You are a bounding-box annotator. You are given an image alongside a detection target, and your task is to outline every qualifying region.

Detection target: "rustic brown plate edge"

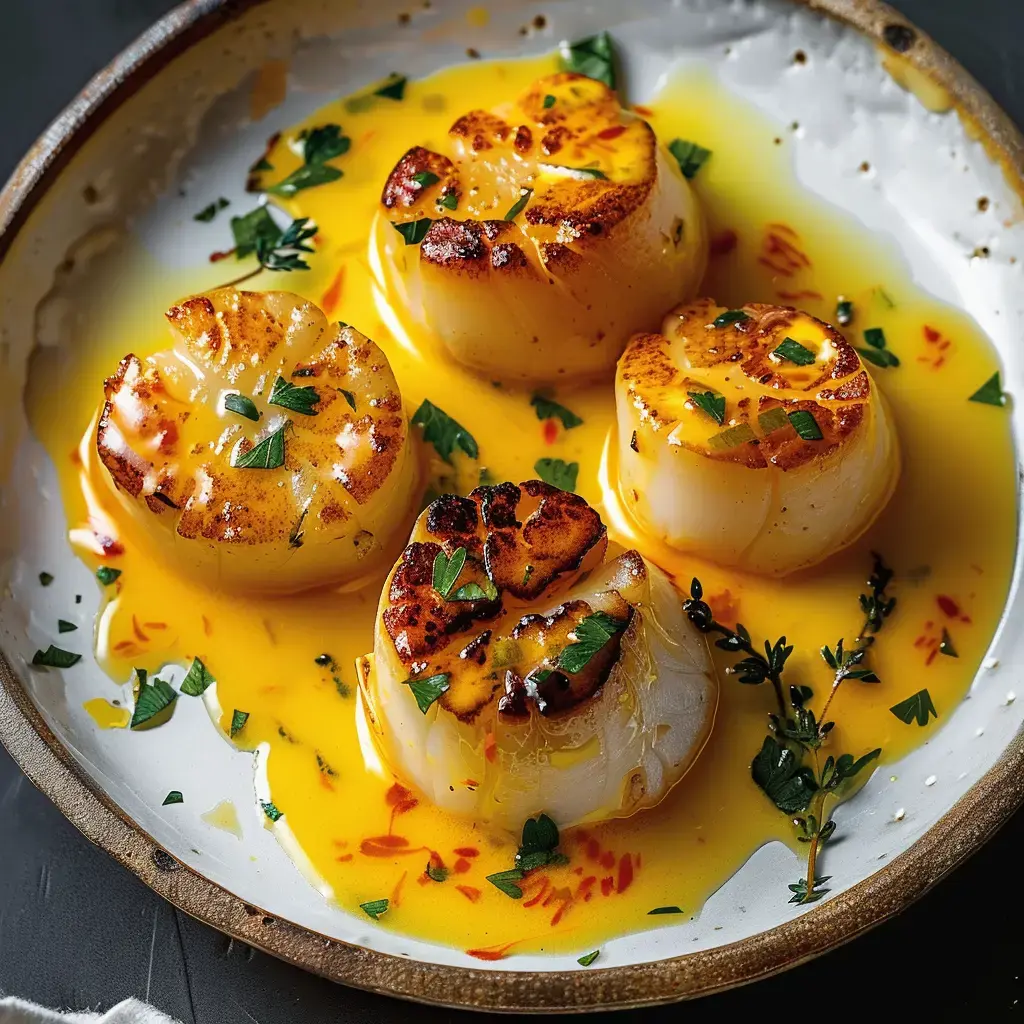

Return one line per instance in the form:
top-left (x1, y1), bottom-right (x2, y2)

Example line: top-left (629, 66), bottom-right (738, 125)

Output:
top-left (0, 0), bottom-right (1021, 1013)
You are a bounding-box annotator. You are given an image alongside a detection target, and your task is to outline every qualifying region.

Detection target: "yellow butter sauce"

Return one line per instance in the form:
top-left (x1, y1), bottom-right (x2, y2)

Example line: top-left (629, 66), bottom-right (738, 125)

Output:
top-left (29, 55), bottom-right (1016, 958)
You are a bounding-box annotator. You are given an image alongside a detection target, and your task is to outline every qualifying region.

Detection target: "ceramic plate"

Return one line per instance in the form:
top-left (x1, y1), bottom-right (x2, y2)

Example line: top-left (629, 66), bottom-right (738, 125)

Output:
top-left (0, 0), bottom-right (1022, 1011)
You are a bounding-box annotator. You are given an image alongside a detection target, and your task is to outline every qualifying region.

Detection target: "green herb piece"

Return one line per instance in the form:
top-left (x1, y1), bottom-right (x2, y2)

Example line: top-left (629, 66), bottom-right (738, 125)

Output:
top-left (687, 390), bottom-right (726, 425)
top-left (889, 689), bottom-right (938, 727)
top-left (788, 876), bottom-right (831, 905)
top-left (267, 163), bottom-right (342, 197)
top-left (819, 749), bottom-right (881, 793)
top-left (711, 309), bottom-right (750, 328)
top-left (338, 389), bottom-right (356, 410)
top-left (787, 409), bottom-right (823, 441)
top-left (751, 735), bottom-right (818, 814)
top-left (315, 653), bottom-right (335, 668)
top-left (96, 567), bottom-right (121, 586)
top-left (425, 860), bottom-right (448, 883)
top-left (647, 906), bottom-right (684, 915)
top-left (863, 327), bottom-right (886, 349)
top-left (668, 139), bottom-right (712, 179)
top-left (534, 458), bottom-right (578, 492)
top-left (269, 376), bottom-right (319, 416)
top-left (231, 206), bottom-right (282, 258)
top-left (334, 677), bottom-right (350, 698)
top-left (359, 897), bottom-right (390, 920)
top-left (835, 299), bottom-right (854, 326)
top-left (194, 197), bottom-right (229, 223)
top-left (180, 657), bottom-right (215, 697)
top-left (232, 424), bottom-right (287, 470)
top-left (451, 579), bottom-right (498, 602)
top-left (403, 673), bottom-right (450, 714)
top-left (251, 157), bottom-right (273, 173)
top-left (577, 950), bottom-right (600, 966)
top-left (969, 372), bottom-right (1007, 407)
top-left (301, 124), bottom-right (351, 165)
top-left (258, 216), bottom-right (317, 273)
top-left (392, 218), bottom-right (433, 245)
top-left (411, 399), bottom-right (479, 463)
top-left (130, 670), bottom-right (177, 729)
top-left (57, 620), bottom-right (77, 634)
top-left (438, 192), bottom-right (458, 211)
top-left (261, 800), bottom-right (283, 822)
top-left (543, 94), bottom-right (557, 109)
top-left (316, 753), bottom-right (337, 777)
top-left (224, 393), bottom-right (259, 421)
top-left (504, 188), bottom-right (533, 221)
top-left (514, 813), bottom-right (565, 871)
top-left (486, 869), bottom-right (525, 899)
top-left (432, 547), bottom-right (467, 598)
top-left (32, 645), bottom-right (82, 669)
top-left (757, 407), bottom-right (790, 434)
top-left (939, 628), bottom-right (958, 658)
top-left (162, 791), bottom-right (184, 806)
top-left (560, 32), bottom-right (616, 89)
top-left (530, 393), bottom-right (583, 430)
top-left (706, 423), bottom-right (756, 450)
top-left (412, 170), bottom-right (440, 188)
top-left (773, 338), bottom-right (816, 366)
top-left (230, 709), bottom-right (250, 738)
top-left (375, 74), bottom-right (407, 100)
top-left (39, 572), bottom-right (54, 586)
top-left (547, 164), bottom-right (607, 179)
top-left (558, 611), bottom-right (627, 674)
top-left (856, 346), bottom-right (900, 369)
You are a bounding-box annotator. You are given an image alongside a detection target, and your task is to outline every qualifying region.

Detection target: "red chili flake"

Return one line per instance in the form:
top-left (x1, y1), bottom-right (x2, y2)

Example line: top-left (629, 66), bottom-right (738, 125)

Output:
top-left (208, 248), bottom-right (235, 263)
top-left (759, 224), bottom-right (811, 277)
top-left (923, 325), bottom-right (941, 343)
top-left (550, 895), bottom-right (573, 926)
top-left (454, 858), bottom-right (471, 874)
top-left (320, 266), bottom-right (346, 317)
top-left (335, 853), bottom-right (353, 862)
top-left (69, 449), bottom-right (82, 466)
top-left (576, 876), bottom-right (598, 901)
top-left (455, 885), bottom-right (481, 902)
top-left (597, 124), bottom-right (627, 141)
top-left (360, 835), bottom-right (423, 857)
top-left (937, 595), bottom-right (960, 618)
top-left (96, 535), bottom-right (125, 557)
top-left (319, 773), bottom-right (335, 792)
top-left (926, 648), bottom-right (938, 666)
top-left (484, 732), bottom-right (497, 763)
top-left (143, 622), bottom-right (168, 630)
top-left (586, 839), bottom-right (601, 862)
top-left (633, 104), bottom-right (654, 117)
top-left (466, 941), bottom-right (517, 961)
top-left (709, 229), bottom-right (738, 257)
top-left (599, 850), bottom-right (615, 870)
top-left (463, 779), bottom-right (479, 788)
top-left (600, 876), bottom-right (614, 897)
top-left (616, 853), bottom-right (634, 894)
top-left (131, 616), bottom-right (148, 643)
top-left (914, 635), bottom-right (925, 648)
top-left (523, 879), bottom-right (550, 908)
top-left (201, 615), bottom-right (213, 637)
top-left (386, 782), bottom-right (418, 825)
top-left (391, 870), bottom-right (407, 907)
top-left (542, 419), bottom-right (558, 445)
top-left (453, 846), bottom-right (479, 858)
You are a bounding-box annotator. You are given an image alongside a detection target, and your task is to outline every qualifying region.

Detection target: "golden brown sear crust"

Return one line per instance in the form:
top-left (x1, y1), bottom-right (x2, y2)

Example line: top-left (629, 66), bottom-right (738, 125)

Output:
top-left (381, 145), bottom-right (458, 210)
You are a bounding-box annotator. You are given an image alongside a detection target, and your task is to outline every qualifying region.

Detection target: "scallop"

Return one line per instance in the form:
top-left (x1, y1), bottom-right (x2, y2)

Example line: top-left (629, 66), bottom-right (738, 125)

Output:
top-left (371, 72), bottom-right (707, 383)
top-left (357, 480), bottom-right (718, 832)
top-left (615, 299), bottom-right (900, 576)
top-left (96, 288), bottom-right (419, 593)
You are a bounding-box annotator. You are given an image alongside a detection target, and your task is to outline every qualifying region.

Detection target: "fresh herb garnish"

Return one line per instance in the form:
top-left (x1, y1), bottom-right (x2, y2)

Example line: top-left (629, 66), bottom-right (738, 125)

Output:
top-left (560, 32), bottom-right (616, 89)
top-left (96, 567), bottom-right (121, 586)
top-left (256, 217), bottom-right (316, 272)
top-left (392, 218), bottom-right (433, 245)
top-left (338, 389), bottom-right (356, 410)
top-left (261, 800), bottom-right (283, 823)
top-left (57, 620), bottom-right (77, 634)
top-left (360, 897), bottom-right (390, 919)
top-left (504, 188), bottom-right (533, 221)
top-left (890, 688), bottom-right (938, 727)
top-left (269, 376), bottom-right (319, 416)
top-left (230, 709), bottom-right (249, 738)
top-left (940, 628), bottom-right (958, 657)
top-left (300, 123), bottom-right (351, 165)
top-left (687, 390), bottom-right (726, 426)
top-left (751, 735), bottom-right (819, 814)
top-left (32, 645), bottom-right (81, 669)
top-left (486, 869), bottom-right (525, 899)
top-left (969, 372), bottom-right (1007, 407)
top-left (773, 338), bottom-right (816, 366)
top-left (194, 197), bottom-right (229, 223)
top-left (425, 860), bottom-right (448, 883)
top-left (547, 164), bottom-right (607, 179)
top-left (411, 400), bottom-right (479, 463)
top-left (230, 206), bottom-right (282, 259)
top-left (180, 657), bottom-right (215, 697)
top-left (130, 669), bottom-right (177, 729)
top-left (534, 458), bottom-right (578, 492)
top-left (403, 673), bottom-right (450, 714)
top-left (757, 407), bottom-right (790, 433)
top-left (647, 906), bottom-right (684, 915)
top-left (835, 298), bottom-right (854, 326)
top-left (39, 572), bottom-right (54, 586)
top-left (558, 612), bottom-right (627, 674)
top-left (316, 753), bottom-right (337, 777)
top-left (707, 423), bottom-right (755, 450)
top-left (162, 791), bottom-right (184, 806)
top-left (232, 423), bottom-right (287, 470)
top-left (543, 94), bottom-right (557, 109)
top-left (711, 309), bottom-right (750, 328)
top-left (668, 139), bottom-right (712, 179)
top-left (451, 579), bottom-right (498, 602)
top-left (514, 813), bottom-right (567, 871)
top-left (412, 170), bottom-right (440, 188)
top-left (577, 950), bottom-right (600, 966)
top-left (224, 393), bottom-right (259, 421)
top-left (432, 547), bottom-right (467, 598)
top-left (530, 393), bottom-right (583, 430)
top-left (788, 876), bottom-right (832, 905)
top-left (855, 326), bottom-right (900, 368)
top-left (375, 74), bottom-right (407, 100)
top-left (438, 192), bottom-right (458, 211)
top-left (787, 409), bottom-right (823, 441)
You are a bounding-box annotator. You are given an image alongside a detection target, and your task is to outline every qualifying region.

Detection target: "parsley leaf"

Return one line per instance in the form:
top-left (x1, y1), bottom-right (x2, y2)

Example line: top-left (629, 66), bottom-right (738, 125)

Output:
top-left (194, 197), bottom-right (229, 223)
top-left (857, 346), bottom-right (900, 369)
top-left (668, 139), bottom-right (711, 179)
top-left (647, 906), bottom-right (684, 915)
top-left (486, 869), bottom-right (525, 899)
top-left (425, 860), bottom-right (448, 883)
top-left (969, 372), bottom-right (1007, 406)
top-left (403, 673), bottom-right (450, 714)
top-left (547, 164), bottom-right (607, 179)
top-left (338, 389), bottom-right (356, 411)
top-left (836, 298), bottom-right (854, 326)
top-left (32, 645), bottom-right (81, 669)
top-left (269, 376), bottom-right (319, 416)
top-left (558, 612), bottom-right (627, 674)
top-left (534, 458), bottom-right (578, 491)
top-left (543, 94), bottom-right (557, 109)
top-left (432, 547), bottom-right (466, 598)
top-left (224, 393), bottom-right (259, 421)
top-left (711, 309), bottom-right (750, 328)
top-left (514, 813), bottom-right (565, 871)
top-left (360, 897), bottom-right (390, 919)
top-left (438, 192), bottom-right (458, 211)
top-left (560, 32), bottom-right (616, 89)
top-left (232, 424), bottom-right (287, 469)
top-left (412, 170), bottom-right (440, 188)
top-left (301, 124), bottom-right (351, 165)
top-left (504, 188), bottom-right (533, 221)
top-left (230, 206), bottom-right (282, 258)
top-left (375, 74), bottom-right (407, 100)
top-left (39, 572), bottom-right (54, 586)
top-left (57, 620), bottom-right (77, 634)
top-left (940, 628), bottom-right (958, 657)
top-left (261, 800), bottom-right (283, 822)
top-left (256, 216), bottom-right (316, 272)
top-left (787, 409), bottom-right (823, 441)
top-left (230, 709), bottom-right (249, 738)
top-left (267, 163), bottom-right (342, 197)
top-left (392, 218), bottom-right (433, 245)
top-left (411, 399), bottom-right (479, 463)
top-left (687, 390), bottom-right (726, 426)
top-left (577, 950), bottom-right (600, 966)
top-left (530, 392), bottom-right (583, 429)
top-left (750, 735), bottom-right (818, 814)
top-left (451, 579), bottom-right (498, 602)
top-left (180, 657), bottom-right (215, 697)
top-left (96, 567), bottom-right (121, 586)
top-left (889, 688), bottom-right (938, 727)
top-left (162, 791), bottom-right (184, 806)
top-left (130, 669), bottom-right (177, 729)
top-left (773, 338), bottom-right (816, 366)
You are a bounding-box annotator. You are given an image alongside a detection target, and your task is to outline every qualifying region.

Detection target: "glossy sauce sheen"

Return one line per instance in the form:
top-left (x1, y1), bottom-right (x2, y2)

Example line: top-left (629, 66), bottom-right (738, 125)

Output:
top-left (31, 55), bottom-right (1016, 957)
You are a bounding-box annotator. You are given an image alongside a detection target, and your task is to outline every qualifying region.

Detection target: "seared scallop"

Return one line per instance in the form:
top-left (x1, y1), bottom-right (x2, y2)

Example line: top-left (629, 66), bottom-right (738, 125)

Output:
top-left (96, 288), bottom-right (419, 593)
top-left (615, 299), bottom-right (900, 576)
top-left (372, 72), bottom-right (707, 383)
top-left (357, 481), bottom-right (717, 832)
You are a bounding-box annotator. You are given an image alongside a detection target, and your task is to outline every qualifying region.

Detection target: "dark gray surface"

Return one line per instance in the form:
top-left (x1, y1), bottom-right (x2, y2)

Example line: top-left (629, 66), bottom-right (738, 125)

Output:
top-left (0, 1), bottom-right (1021, 1019)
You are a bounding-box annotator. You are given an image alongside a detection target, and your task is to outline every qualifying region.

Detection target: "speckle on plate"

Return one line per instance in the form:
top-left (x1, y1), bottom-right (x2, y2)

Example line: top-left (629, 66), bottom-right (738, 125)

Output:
top-left (894, 808), bottom-right (906, 822)
top-left (924, 775), bottom-right (937, 787)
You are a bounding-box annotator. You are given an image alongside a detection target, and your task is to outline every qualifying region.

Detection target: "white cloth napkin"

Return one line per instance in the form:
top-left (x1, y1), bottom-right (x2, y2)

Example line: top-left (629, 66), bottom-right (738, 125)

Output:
top-left (0, 998), bottom-right (181, 1023)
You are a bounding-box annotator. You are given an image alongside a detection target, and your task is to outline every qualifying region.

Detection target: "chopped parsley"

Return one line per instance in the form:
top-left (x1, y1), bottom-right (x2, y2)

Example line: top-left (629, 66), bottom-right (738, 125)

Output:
top-left (412, 170), bottom-right (440, 188)
top-left (836, 298), bottom-right (854, 326)
top-left (530, 392), bottom-right (583, 430)
top-left (130, 669), bottom-right (177, 729)
top-left (548, 164), bottom-right (607, 179)
top-left (224, 393), bottom-right (259, 421)
top-left (772, 338), bottom-right (817, 366)
top-left (359, 897), bottom-right (390, 919)
top-left (411, 399), bottom-right (479, 463)
top-left (667, 139), bottom-right (712, 179)
top-left (39, 572), bottom-right (54, 587)
top-left (194, 197), bottom-right (229, 223)
top-left (577, 950), bottom-right (600, 966)
top-left (300, 124), bottom-right (351, 165)
top-left (485, 869), bottom-right (525, 899)
top-left (230, 709), bottom-right (250, 738)
top-left (647, 906), bottom-right (684, 915)
top-left (267, 163), bottom-right (342, 197)
top-left (438, 192), bottom-right (458, 211)
top-left (403, 673), bottom-right (450, 714)
top-left (757, 407), bottom-right (790, 433)
top-left (230, 206), bottom-right (282, 259)
top-left (751, 735), bottom-right (818, 814)
top-left (514, 813), bottom-right (566, 871)
top-left (432, 547), bottom-right (466, 598)
top-left (255, 217), bottom-right (316, 272)
top-left (269, 376), bottom-right (319, 416)
top-left (232, 424), bottom-right (287, 470)
top-left (32, 645), bottom-right (81, 669)
top-left (543, 94), bottom-right (557, 109)
top-left (889, 688), bottom-right (938, 727)
top-left (425, 860), bottom-right (448, 883)
top-left (451, 579), bottom-right (498, 602)
top-left (787, 409), bottom-right (823, 441)
top-left (57, 620), bottom-right (77, 634)
top-left (504, 188), bottom-right (533, 221)
top-left (969, 372), bottom-right (1007, 407)
top-left (534, 457), bottom-right (578, 492)
top-left (162, 791), bottom-right (184, 806)
top-left (940, 628), bottom-right (958, 658)
top-left (180, 657), bottom-right (215, 697)
top-left (392, 218), bottom-right (433, 245)
top-left (558, 612), bottom-right (627, 674)
top-left (261, 800), bottom-right (283, 823)
top-left (374, 74), bottom-right (407, 100)
top-left (96, 567), bottom-right (121, 586)
top-left (711, 309), bottom-right (750, 328)
top-left (687, 390), bottom-right (726, 426)
top-left (559, 32), bottom-right (616, 89)
top-left (855, 326), bottom-right (900, 369)
top-left (707, 423), bottom-right (756, 450)
top-left (338, 389), bottom-right (356, 410)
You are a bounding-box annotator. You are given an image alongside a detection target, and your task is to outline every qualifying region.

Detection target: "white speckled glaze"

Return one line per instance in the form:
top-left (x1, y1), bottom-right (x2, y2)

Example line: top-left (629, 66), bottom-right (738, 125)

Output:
top-left (0, 0), bottom-right (1021, 980)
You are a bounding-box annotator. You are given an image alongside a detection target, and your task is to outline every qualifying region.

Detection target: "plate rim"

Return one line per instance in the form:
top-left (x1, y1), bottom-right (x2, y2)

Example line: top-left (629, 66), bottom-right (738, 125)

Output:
top-left (1, 0), bottom-right (1022, 1011)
